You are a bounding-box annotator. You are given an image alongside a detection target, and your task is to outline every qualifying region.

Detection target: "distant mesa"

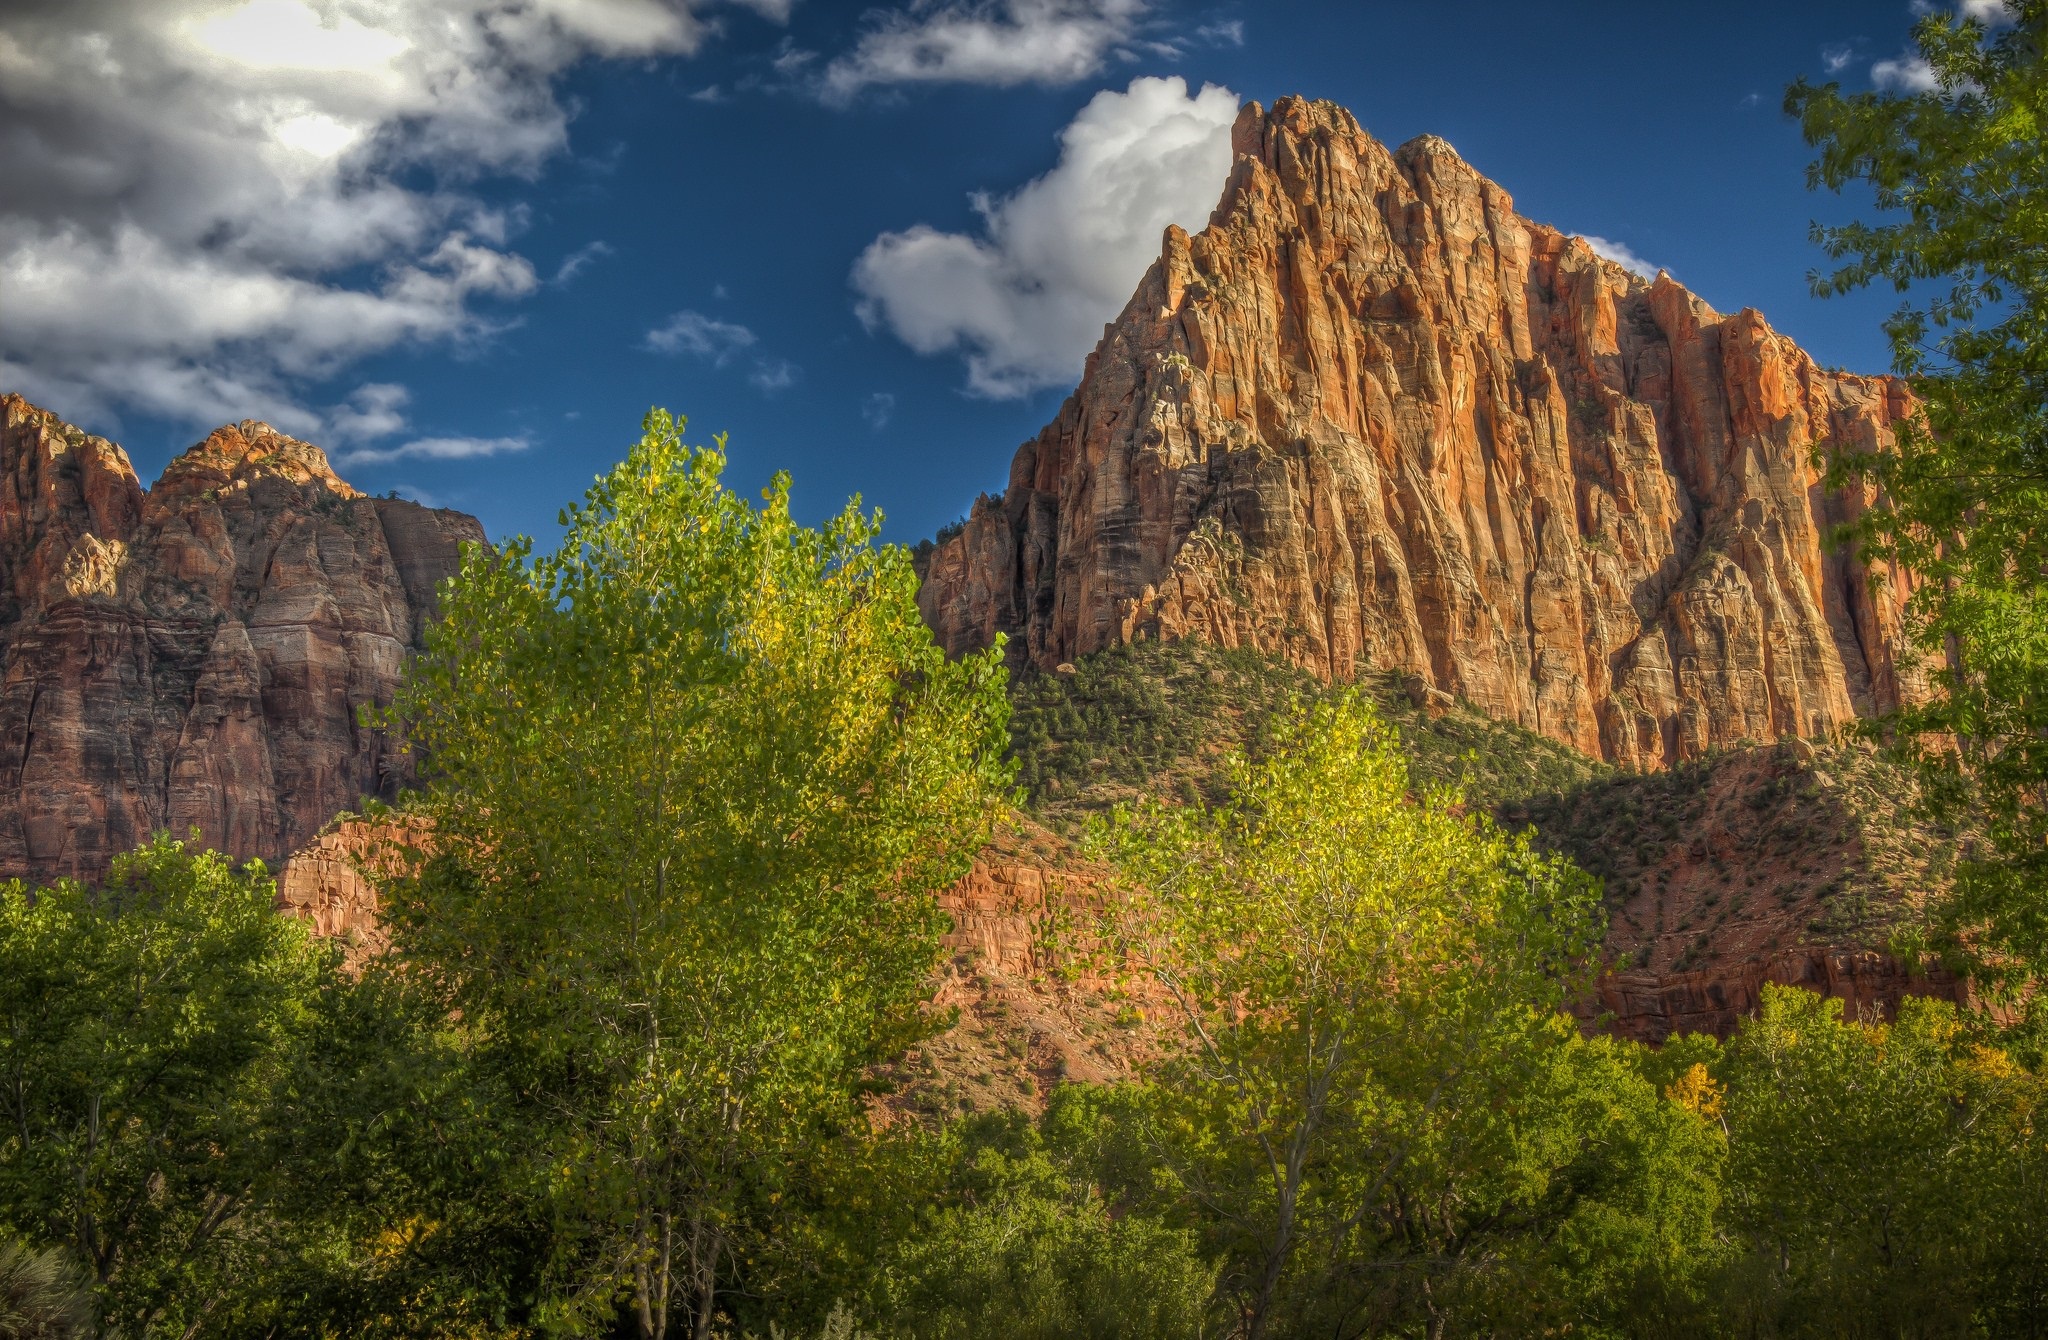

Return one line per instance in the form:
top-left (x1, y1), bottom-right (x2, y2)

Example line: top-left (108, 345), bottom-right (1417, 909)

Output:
top-left (0, 393), bottom-right (482, 885)
top-left (917, 95), bottom-right (1923, 770)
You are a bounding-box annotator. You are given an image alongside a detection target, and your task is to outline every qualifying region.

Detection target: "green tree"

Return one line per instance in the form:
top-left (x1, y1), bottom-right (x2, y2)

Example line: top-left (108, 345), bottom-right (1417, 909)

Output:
top-left (863, 1102), bottom-right (1217, 1340)
top-left (248, 952), bottom-right (542, 1338)
top-left (1789, 3), bottom-right (2048, 1010)
top-left (1094, 695), bottom-right (1608, 1339)
top-left (1709, 985), bottom-right (2048, 1335)
top-left (379, 410), bottom-right (1012, 1339)
top-left (0, 837), bottom-right (330, 1336)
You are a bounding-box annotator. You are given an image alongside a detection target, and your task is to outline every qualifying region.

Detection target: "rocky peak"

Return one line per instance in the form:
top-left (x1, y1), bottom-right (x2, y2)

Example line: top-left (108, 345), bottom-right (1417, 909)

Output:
top-left (152, 418), bottom-right (363, 507)
top-left (0, 397), bottom-right (484, 884)
top-left (918, 95), bottom-right (1921, 769)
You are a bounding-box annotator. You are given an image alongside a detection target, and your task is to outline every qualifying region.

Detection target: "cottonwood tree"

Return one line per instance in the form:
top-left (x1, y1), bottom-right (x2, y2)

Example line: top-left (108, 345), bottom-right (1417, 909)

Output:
top-left (1790, 1), bottom-right (2048, 1014)
top-left (1096, 697), bottom-right (1603, 1339)
top-left (380, 410), bottom-right (1011, 1339)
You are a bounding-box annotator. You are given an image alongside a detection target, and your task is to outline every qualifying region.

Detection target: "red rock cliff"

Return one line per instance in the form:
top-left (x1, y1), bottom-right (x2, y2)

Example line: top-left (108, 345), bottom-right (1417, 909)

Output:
top-left (0, 395), bottom-right (483, 883)
top-left (919, 97), bottom-right (1922, 768)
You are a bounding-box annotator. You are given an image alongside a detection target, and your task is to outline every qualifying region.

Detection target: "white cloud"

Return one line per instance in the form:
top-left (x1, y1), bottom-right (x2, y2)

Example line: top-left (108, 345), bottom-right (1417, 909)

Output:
top-left (1582, 235), bottom-right (1663, 281)
top-left (862, 391), bottom-right (895, 430)
top-left (327, 382), bottom-right (413, 442)
top-left (0, 0), bottom-right (714, 440)
top-left (1909, 0), bottom-right (2009, 16)
top-left (1958, 0), bottom-right (2014, 22)
top-left (552, 240), bottom-right (613, 285)
top-left (644, 310), bottom-right (758, 361)
top-left (1872, 53), bottom-right (1941, 91)
top-left (1196, 20), bottom-right (1243, 46)
top-left (821, 0), bottom-right (1148, 102)
top-left (336, 434), bottom-right (531, 467)
top-left (749, 359), bottom-right (800, 392)
top-left (644, 309), bottom-right (800, 392)
top-left (852, 75), bottom-right (1237, 398)
top-left (1821, 42), bottom-right (1856, 73)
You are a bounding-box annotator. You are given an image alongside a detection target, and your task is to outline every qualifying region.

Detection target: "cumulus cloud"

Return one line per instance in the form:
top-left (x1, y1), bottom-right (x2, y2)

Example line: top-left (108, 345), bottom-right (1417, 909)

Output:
top-left (327, 382), bottom-right (413, 443)
top-left (1926, 0), bottom-right (2016, 21)
top-left (1582, 235), bottom-right (1663, 281)
top-left (336, 433), bottom-right (532, 467)
top-left (821, 0), bottom-right (1149, 102)
top-left (0, 0), bottom-right (718, 442)
top-left (1872, 53), bottom-right (1941, 91)
top-left (852, 75), bottom-right (1237, 398)
top-left (1910, 0), bottom-right (2012, 18)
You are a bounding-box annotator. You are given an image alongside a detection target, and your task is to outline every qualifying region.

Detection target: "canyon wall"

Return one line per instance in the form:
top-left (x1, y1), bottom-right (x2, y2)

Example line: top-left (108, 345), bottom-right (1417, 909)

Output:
top-left (920, 96), bottom-right (1923, 768)
top-left (0, 394), bottom-right (481, 884)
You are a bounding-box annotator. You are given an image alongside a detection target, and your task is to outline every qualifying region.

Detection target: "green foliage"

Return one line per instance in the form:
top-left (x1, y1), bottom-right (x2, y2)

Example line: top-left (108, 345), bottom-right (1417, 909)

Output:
top-left (1707, 986), bottom-right (2048, 1335)
top-left (1789, 3), bottom-right (2048, 1010)
top-left (0, 837), bottom-right (331, 1337)
top-left (730, 1085), bottom-right (1213, 1340)
top-left (375, 409), bottom-right (1013, 1336)
top-left (850, 1089), bottom-right (1215, 1340)
top-left (1007, 638), bottom-right (1604, 828)
top-left (251, 956), bottom-right (541, 1337)
top-left (1417, 1030), bottom-right (1730, 1339)
top-left (0, 1239), bottom-right (95, 1339)
top-left (1092, 695), bottom-right (1617, 1338)
top-left (868, 1123), bottom-right (1215, 1339)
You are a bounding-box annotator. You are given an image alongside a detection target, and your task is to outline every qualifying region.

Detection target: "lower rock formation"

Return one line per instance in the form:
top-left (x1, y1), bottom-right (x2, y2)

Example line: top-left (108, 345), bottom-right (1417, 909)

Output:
top-left (0, 395), bottom-right (482, 884)
top-left (1590, 947), bottom-right (1967, 1043)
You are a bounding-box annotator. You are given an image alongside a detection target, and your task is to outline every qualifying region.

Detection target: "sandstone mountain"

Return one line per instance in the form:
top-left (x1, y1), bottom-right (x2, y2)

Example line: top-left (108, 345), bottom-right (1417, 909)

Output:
top-left (920, 96), bottom-right (1923, 769)
top-left (0, 394), bottom-right (481, 884)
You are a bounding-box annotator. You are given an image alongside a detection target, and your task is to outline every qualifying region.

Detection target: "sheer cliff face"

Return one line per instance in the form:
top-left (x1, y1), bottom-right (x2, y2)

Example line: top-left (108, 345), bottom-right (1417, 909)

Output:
top-left (0, 394), bottom-right (482, 883)
top-left (920, 97), bottom-right (1922, 768)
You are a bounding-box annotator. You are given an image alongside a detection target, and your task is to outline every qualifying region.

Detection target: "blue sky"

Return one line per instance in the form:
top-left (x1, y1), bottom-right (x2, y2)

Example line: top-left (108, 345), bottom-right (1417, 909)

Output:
top-left (0, 0), bottom-right (1953, 547)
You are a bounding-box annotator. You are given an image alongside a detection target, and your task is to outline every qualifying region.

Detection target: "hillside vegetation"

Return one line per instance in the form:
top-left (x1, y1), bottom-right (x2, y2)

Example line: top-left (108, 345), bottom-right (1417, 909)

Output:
top-left (1009, 638), bottom-right (1956, 977)
top-left (1008, 638), bottom-right (1606, 825)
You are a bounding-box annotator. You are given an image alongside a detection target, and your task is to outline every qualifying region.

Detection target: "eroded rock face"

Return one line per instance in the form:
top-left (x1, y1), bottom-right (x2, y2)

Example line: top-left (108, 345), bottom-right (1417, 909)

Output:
top-left (920, 97), bottom-right (1922, 767)
top-left (0, 395), bottom-right (484, 884)
top-left (1589, 949), bottom-right (1968, 1044)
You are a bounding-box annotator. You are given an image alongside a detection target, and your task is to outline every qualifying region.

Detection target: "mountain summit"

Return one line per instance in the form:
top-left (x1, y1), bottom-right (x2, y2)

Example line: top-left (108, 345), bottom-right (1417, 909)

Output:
top-left (919, 96), bottom-right (1922, 769)
top-left (0, 395), bottom-right (481, 882)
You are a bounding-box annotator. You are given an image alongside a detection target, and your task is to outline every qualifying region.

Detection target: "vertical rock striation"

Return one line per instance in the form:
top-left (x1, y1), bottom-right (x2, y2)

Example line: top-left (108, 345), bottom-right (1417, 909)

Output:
top-left (919, 97), bottom-right (1922, 767)
top-left (0, 394), bottom-right (483, 884)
